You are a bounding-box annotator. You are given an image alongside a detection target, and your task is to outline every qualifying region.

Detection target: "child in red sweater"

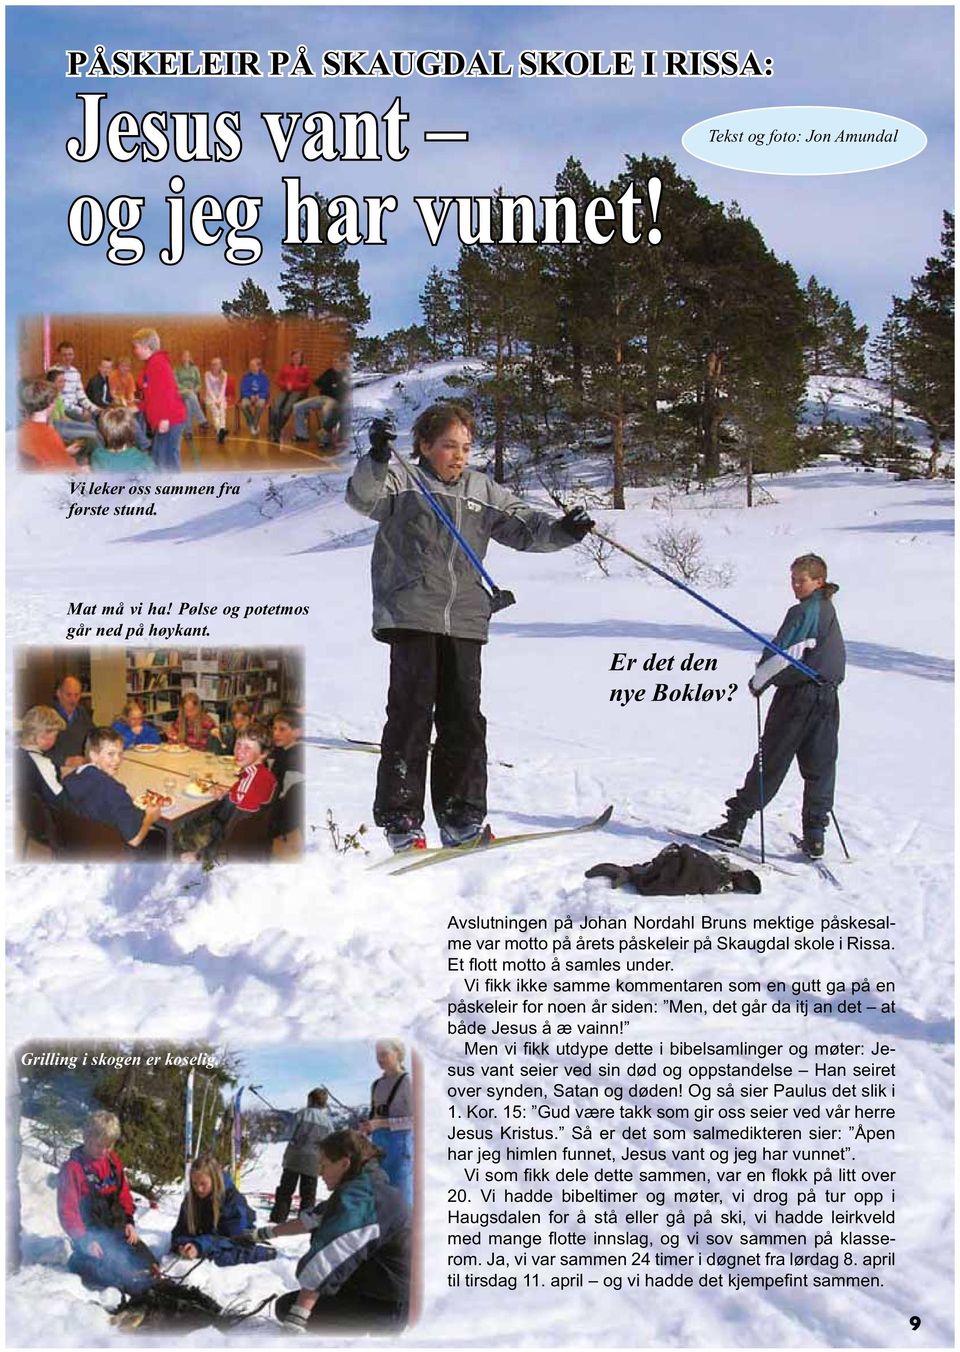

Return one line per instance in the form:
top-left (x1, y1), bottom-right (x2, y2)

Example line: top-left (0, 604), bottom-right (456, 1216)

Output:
top-left (57, 1111), bottom-right (159, 1292)
top-left (132, 327), bottom-right (187, 472)
top-left (270, 349), bottom-right (311, 441)
top-left (178, 724), bottom-right (277, 862)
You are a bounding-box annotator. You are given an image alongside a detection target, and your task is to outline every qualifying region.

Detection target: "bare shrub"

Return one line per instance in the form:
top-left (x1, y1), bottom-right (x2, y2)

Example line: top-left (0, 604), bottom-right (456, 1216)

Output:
top-left (645, 523), bottom-right (735, 589)
top-left (576, 528), bottom-right (616, 577)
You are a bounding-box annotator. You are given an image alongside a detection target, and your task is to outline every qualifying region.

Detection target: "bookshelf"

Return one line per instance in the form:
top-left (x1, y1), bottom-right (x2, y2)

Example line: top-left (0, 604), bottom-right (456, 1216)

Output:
top-left (126, 648), bottom-right (302, 719)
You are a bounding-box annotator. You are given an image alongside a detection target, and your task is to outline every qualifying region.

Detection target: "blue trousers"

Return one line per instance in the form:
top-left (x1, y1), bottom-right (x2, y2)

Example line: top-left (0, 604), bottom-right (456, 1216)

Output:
top-left (151, 422), bottom-right (186, 472)
top-left (371, 1127), bottom-right (413, 1207)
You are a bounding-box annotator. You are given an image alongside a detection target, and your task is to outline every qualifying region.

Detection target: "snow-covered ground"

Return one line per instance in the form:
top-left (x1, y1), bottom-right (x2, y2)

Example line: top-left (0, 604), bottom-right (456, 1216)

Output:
top-left (6, 365), bottom-right (954, 1345)
top-left (11, 1136), bottom-right (313, 1343)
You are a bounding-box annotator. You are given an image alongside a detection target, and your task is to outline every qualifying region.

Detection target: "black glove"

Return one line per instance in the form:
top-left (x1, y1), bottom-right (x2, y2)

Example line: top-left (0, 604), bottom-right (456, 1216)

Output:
top-left (368, 418), bottom-right (396, 464)
top-left (585, 863), bottom-right (631, 889)
top-left (559, 505), bottom-right (595, 542)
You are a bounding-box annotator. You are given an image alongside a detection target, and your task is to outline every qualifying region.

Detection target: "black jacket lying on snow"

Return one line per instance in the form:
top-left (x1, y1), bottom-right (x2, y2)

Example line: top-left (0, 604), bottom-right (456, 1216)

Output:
top-left (586, 844), bottom-right (761, 895)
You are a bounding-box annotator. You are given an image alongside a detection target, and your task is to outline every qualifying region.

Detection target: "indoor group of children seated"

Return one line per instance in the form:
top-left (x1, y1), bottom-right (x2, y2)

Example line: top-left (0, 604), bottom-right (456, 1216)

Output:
top-left (18, 343), bottom-right (349, 473)
top-left (18, 696), bottom-right (304, 860)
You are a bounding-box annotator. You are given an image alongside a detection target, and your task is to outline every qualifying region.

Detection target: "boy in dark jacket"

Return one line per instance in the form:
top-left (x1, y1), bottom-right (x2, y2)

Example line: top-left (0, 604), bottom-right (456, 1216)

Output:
top-left (346, 402), bottom-right (593, 852)
top-left (62, 726), bottom-right (163, 849)
top-left (57, 1111), bottom-right (159, 1292)
top-left (705, 554), bottom-right (846, 858)
top-left (269, 708), bottom-right (305, 843)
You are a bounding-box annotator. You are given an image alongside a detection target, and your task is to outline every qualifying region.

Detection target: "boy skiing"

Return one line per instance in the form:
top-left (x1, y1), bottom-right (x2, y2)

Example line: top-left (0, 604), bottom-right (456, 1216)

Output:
top-left (705, 553), bottom-right (845, 858)
top-left (346, 402), bottom-right (593, 853)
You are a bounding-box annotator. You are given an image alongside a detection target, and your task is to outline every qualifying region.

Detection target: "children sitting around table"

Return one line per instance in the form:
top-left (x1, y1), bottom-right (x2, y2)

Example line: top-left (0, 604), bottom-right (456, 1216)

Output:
top-left (178, 723), bottom-right (277, 862)
top-left (91, 407), bottom-right (155, 475)
top-left (17, 378), bottom-right (88, 472)
top-left (62, 727), bottom-right (163, 849)
top-left (171, 1153), bottom-right (276, 1267)
top-left (166, 691), bottom-right (222, 751)
top-left (111, 699), bottom-right (163, 748)
top-left (18, 705), bottom-right (67, 810)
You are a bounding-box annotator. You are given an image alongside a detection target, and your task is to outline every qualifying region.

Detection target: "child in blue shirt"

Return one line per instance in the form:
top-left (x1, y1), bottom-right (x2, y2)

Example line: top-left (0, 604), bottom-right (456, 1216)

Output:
top-left (111, 700), bottom-right (164, 748)
top-left (239, 358), bottom-right (270, 436)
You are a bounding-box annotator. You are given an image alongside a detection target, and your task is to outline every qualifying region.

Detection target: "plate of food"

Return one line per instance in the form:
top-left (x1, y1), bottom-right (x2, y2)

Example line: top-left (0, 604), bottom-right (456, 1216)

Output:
top-left (184, 778), bottom-right (219, 798)
top-left (166, 744), bottom-right (191, 755)
top-left (134, 790), bottom-right (174, 810)
top-left (133, 743), bottom-right (161, 753)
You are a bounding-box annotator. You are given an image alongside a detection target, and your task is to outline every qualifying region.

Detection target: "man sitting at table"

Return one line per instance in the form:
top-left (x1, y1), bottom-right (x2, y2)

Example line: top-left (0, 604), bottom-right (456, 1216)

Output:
top-left (178, 724), bottom-right (276, 863)
top-left (62, 727), bottom-right (162, 850)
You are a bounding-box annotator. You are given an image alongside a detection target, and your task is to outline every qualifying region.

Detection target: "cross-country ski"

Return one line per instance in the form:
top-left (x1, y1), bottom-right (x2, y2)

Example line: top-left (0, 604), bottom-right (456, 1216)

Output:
top-left (383, 805), bottom-right (615, 875)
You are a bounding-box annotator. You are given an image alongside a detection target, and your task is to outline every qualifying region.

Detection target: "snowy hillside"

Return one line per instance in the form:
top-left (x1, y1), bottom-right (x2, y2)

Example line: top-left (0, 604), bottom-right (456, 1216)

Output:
top-left (6, 364), bottom-right (954, 1346)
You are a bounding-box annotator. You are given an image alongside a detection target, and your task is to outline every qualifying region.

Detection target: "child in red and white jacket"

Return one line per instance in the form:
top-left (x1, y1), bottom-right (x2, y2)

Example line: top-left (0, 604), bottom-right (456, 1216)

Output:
top-left (57, 1111), bottom-right (159, 1292)
top-left (178, 724), bottom-right (277, 861)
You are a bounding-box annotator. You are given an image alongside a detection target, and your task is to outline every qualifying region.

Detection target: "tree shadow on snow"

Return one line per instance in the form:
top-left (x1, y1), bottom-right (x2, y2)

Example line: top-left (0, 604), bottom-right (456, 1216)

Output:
top-left (837, 517), bottom-right (953, 535)
top-left (295, 525), bottom-right (377, 554)
top-left (493, 618), bottom-right (954, 683)
top-left (114, 479), bottom-right (341, 546)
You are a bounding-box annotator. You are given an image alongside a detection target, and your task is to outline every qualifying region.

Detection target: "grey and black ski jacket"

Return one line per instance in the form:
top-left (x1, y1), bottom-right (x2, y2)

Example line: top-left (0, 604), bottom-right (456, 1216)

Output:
top-left (346, 454), bottom-right (574, 643)
top-left (750, 585), bottom-right (845, 694)
top-left (282, 1105), bottom-right (334, 1176)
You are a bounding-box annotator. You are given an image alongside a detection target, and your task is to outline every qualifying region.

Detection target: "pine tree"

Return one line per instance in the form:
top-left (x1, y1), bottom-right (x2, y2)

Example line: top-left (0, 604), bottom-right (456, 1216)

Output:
top-left (91, 1044), bottom-right (240, 1196)
top-left (802, 276), bottom-right (867, 376)
top-left (221, 278), bottom-right (274, 320)
top-left (450, 192), bottom-right (551, 480)
top-left (674, 200), bottom-right (806, 484)
top-left (868, 314), bottom-right (904, 466)
top-left (419, 267), bottom-right (457, 357)
top-left (278, 194), bottom-right (370, 331)
top-left (893, 211), bottom-right (954, 477)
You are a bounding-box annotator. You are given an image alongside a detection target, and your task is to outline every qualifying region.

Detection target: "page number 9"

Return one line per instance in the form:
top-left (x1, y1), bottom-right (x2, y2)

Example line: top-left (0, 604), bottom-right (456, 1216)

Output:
top-left (909, 1317), bottom-right (922, 1331)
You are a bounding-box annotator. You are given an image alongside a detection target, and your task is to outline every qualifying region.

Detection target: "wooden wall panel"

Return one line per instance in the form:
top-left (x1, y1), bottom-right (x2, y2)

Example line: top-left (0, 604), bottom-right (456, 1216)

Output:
top-left (19, 315), bottom-right (350, 385)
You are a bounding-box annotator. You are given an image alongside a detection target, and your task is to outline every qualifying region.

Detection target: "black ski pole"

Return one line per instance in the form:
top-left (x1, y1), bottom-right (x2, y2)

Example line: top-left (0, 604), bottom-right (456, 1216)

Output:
top-left (756, 698), bottom-right (766, 865)
top-left (324, 1089), bottom-right (361, 1122)
top-left (248, 1085), bottom-right (279, 1112)
top-left (830, 811), bottom-right (850, 860)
